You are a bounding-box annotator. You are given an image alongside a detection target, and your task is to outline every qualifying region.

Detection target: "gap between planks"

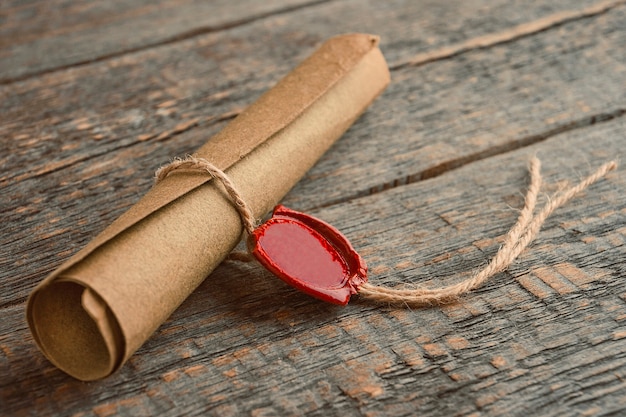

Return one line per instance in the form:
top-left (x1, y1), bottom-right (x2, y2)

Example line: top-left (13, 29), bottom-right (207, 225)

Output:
top-left (312, 108), bottom-right (625, 210)
top-left (0, 0), bottom-right (336, 85)
top-left (0, 110), bottom-right (240, 185)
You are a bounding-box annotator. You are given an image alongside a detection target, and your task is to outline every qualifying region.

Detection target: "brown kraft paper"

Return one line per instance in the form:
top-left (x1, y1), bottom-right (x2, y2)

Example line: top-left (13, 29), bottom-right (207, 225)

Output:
top-left (26, 33), bottom-right (390, 381)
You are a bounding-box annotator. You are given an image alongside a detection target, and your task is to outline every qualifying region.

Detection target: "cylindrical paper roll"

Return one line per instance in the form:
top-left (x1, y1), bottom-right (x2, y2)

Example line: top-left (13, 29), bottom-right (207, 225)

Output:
top-left (27, 33), bottom-right (390, 380)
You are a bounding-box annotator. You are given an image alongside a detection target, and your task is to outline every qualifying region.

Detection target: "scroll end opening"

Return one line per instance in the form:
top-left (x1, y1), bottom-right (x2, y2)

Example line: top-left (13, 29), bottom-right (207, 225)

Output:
top-left (27, 281), bottom-right (122, 381)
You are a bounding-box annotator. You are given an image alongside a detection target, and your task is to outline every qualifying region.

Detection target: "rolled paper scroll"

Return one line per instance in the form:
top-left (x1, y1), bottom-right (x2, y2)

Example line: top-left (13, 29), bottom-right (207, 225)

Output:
top-left (26, 33), bottom-right (390, 380)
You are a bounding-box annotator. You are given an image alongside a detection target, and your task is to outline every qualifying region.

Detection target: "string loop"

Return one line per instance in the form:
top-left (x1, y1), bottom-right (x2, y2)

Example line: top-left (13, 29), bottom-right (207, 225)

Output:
top-left (156, 156), bottom-right (257, 234)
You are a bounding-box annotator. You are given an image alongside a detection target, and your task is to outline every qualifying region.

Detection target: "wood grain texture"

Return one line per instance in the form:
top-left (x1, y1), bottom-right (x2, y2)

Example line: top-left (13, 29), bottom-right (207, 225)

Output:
top-left (0, 0), bottom-right (320, 82)
top-left (1, 0), bottom-right (625, 415)
top-left (0, 0), bottom-right (610, 82)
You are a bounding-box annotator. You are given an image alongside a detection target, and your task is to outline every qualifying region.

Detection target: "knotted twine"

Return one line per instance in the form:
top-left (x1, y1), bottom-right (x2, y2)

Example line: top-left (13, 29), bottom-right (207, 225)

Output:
top-left (156, 155), bottom-right (617, 307)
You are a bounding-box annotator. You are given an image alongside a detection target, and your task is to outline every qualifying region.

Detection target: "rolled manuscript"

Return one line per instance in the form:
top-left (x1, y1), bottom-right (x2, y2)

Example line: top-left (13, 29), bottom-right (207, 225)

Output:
top-left (27, 33), bottom-right (390, 380)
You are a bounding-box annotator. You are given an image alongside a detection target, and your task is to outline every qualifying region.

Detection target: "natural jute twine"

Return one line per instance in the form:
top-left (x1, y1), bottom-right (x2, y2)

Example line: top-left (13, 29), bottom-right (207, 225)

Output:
top-left (156, 155), bottom-right (617, 306)
top-left (156, 157), bottom-right (258, 234)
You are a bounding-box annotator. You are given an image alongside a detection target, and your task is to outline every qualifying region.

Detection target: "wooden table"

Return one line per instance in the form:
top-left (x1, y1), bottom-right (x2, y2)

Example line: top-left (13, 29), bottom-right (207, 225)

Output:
top-left (2, 1), bottom-right (625, 415)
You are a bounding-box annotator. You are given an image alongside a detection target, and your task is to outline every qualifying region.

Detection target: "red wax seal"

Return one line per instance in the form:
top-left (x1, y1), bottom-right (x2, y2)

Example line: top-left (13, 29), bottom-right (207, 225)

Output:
top-left (247, 205), bottom-right (367, 305)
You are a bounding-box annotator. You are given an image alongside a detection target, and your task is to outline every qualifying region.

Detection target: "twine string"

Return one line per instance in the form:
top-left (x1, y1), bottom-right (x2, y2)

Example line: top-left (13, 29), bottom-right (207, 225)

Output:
top-left (155, 155), bottom-right (617, 306)
top-left (357, 157), bottom-right (542, 304)
top-left (358, 157), bottom-right (617, 306)
top-left (155, 156), bottom-right (257, 234)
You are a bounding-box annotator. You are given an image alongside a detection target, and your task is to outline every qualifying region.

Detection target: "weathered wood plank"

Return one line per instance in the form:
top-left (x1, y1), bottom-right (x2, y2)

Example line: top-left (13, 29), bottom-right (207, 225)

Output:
top-left (1, 1), bottom-right (624, 307)
top-left (0, 0), bottom-right (609, 82)
top-left (0, 0), bottom-right (319, 82)
top-left (2, 119), bottom-right (624, 416)
top-left (292, 2), bottom-right (626, 208)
